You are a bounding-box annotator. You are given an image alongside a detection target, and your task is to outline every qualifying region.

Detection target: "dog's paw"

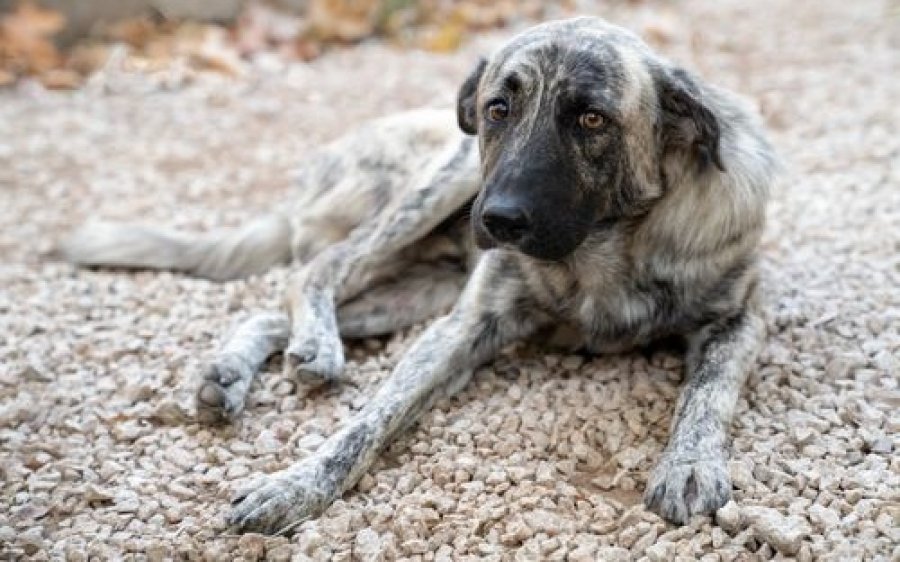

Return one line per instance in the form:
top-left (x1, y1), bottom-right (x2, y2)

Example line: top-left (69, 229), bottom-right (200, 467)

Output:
top-left (196, 355), bottom-right (253, 424)
top-left (644, 452), bottom-right (731, 525)
top-left (284, 332), bottom-right (346, 384)
top-left (229, 467), bottom-right (332, 534)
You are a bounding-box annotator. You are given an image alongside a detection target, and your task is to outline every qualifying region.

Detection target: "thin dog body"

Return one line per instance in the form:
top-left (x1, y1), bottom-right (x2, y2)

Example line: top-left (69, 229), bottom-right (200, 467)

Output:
top-left (62, 17), bottom-right (778, 533)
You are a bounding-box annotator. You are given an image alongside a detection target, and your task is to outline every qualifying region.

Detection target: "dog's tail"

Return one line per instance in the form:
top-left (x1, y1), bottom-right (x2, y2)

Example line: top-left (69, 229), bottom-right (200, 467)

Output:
top-left (58, 215), bottom-right (293, 281)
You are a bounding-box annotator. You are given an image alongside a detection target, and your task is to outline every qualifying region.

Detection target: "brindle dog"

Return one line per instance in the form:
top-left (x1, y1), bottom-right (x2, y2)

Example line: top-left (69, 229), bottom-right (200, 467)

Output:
top-left (62, 17), bottom-right (778, 532)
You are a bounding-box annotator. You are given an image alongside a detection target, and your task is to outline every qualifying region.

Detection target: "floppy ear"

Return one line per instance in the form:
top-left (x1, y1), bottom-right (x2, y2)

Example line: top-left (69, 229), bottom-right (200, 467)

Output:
top-left (457, 58), bottom-right (487, 135)
top-left (656, 66), bottom-right (725, 172)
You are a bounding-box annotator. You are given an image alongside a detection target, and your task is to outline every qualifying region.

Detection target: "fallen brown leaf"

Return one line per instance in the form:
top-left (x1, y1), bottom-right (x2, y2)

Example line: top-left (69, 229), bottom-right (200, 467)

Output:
top-left (420, 21), bottom-right (465, 53)
top-left (286, 37), bottom-right (322, 62)
top-left (103, 16), bottom-right (162, 49)
top-left (66, 43), bottom-right (111, 76)
top-left (309, 0), bottom-right (380, 42)
top-left (39, 67), bottom-right (81, 89)
top-left (0, 1), bottom-right (66, 76)
top-left (189, 49), bottom-right (243, 77)
top-left (3, 1), bottom-right (64, 35)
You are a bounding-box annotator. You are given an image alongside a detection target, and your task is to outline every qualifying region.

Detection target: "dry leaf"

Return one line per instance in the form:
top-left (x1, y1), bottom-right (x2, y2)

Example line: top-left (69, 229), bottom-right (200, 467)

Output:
top-left (185, 27), bottom-right (244, 76)
top-left (309, 0), bottom-right (381, 42)
top-left (39, 68), bottom-right (81, 89)
top-left (66, 43), bottom-right (111, 76)
top-left (0, 0), bottom-right (560, 88)
top-left (103, 16), bottom-right (161, 49)
top-left (189, 49), bottom-right (243, 76)
top-left (454, 1), bottom-right (511, 30)
top-left (0, 1), bottom-right (66, 76)
top-left (421, 21), bottom-right (464, 53)
top-left (234, 2), bottom-right (314, 61)
top-left (286, 37), bottom-right (322, 62)
top-left (3, 1), bottom-right (64, 35)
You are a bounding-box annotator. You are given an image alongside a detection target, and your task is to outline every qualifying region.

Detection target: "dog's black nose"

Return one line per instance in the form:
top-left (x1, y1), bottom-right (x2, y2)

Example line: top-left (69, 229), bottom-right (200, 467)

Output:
top-left (482, 203), bottom-right (531, 243)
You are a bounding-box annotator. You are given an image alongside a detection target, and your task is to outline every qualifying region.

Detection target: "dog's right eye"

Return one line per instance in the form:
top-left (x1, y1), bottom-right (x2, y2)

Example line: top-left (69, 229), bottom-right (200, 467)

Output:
top-left (578, 111), bottom-right (605, 130)
top-left (485, 100), bottom-right (509, 122)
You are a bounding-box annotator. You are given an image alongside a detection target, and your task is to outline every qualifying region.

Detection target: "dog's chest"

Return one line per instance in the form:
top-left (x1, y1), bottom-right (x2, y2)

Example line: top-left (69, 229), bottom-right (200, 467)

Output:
top-left (569, 285), bottom-right (659, 352)
top-left (526, 251), bottom-right (662, 351)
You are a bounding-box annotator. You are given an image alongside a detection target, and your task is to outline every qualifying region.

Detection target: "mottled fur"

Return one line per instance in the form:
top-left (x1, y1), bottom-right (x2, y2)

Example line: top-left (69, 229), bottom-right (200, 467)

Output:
top-left (60, 18), bottom-right (777, 533)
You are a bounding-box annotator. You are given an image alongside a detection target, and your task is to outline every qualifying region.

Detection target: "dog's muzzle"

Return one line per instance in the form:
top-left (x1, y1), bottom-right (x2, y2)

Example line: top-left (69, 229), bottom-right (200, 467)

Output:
top-left (481, 200), bottom-right (532, 244)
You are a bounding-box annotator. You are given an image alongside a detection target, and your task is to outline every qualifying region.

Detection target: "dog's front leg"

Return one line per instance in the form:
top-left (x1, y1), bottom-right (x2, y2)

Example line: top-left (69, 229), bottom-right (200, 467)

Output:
top-left (644, 300), bottom-right (766, 524)
top-left (196, 312), bottom-right (290, 423)
top-left (229, 255), bottom-right (543, 534)
top-left (283, 138), bottom-right (478, 383)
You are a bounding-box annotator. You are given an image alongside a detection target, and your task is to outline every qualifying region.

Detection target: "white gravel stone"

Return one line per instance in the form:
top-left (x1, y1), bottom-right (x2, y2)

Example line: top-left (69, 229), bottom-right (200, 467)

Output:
top-left (645, 541), bottom-right (675, 562)
top-left (808, 504), bottom-right (840, 532)
top-left (568, 543), bottom-right (598, 562)
top-left (744, 506), bottom-right (811, 555)
top-left (715, 501), bottom-right (743, 534)
top-left (594, 546), bottom-right (630, 561)
top-left (354, 528), bottom-right (384, 558)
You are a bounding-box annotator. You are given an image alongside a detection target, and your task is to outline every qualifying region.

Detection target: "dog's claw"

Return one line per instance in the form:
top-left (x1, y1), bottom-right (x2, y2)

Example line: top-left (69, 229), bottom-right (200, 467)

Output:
top-left (644, 452), bottom-right (731, 524)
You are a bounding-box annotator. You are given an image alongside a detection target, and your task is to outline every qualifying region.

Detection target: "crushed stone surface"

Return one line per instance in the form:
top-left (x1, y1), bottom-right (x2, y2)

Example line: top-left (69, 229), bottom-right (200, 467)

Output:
top-left (1, 0), bottom-right (898, 559)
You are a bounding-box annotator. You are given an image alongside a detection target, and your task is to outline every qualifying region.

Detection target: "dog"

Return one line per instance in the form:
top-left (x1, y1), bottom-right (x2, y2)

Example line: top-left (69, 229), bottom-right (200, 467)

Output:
top-left (61, 17), bottom-right (778, 533)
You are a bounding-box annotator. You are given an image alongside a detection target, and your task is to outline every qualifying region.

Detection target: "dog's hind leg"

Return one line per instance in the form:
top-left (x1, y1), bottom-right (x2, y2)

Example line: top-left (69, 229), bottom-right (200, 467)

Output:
top-left (194, 137), bottom-right (476, 421)
top-left (282, 137), bottom-right (478, 383)
top-left (336, 264), bottom-right (466, 338)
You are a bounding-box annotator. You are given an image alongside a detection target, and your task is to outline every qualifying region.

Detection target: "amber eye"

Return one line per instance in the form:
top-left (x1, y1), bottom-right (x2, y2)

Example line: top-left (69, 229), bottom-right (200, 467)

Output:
top-left (486, 100), bottom-right (509, 122)
top-left (579, 111), bottom-right (604, 129)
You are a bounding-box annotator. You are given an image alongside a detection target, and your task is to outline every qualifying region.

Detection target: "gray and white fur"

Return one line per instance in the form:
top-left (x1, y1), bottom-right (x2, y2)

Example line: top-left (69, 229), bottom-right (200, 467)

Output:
top-left (60, 17), bottom-right (778, 533)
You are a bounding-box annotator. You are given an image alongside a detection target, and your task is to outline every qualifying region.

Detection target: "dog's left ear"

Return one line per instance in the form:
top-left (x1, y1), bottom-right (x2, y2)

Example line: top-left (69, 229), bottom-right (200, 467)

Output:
top-left (457, 58), bottom-right (487, 135)
top-left (656, 66), bottom-right (725, 172)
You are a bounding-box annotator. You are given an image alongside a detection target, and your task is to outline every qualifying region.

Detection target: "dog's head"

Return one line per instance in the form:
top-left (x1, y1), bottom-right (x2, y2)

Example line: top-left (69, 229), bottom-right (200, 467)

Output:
top-left (458, 17), bottom-right (725, 261)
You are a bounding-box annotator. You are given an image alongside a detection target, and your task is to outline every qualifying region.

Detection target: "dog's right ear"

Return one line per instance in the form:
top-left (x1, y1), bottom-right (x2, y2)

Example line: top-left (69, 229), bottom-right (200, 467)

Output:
top-left (457, 58), bottom-right (487, 135)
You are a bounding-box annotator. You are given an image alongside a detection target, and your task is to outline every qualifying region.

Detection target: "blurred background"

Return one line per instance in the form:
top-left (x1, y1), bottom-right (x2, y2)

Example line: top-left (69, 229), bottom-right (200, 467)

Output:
top-left (0, 0), bottom-right (592, 89)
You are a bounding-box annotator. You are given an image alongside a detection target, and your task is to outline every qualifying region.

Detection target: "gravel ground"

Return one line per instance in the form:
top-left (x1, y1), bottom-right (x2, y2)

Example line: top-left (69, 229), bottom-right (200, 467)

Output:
top-left (1, 0), bottom-right (898, 559)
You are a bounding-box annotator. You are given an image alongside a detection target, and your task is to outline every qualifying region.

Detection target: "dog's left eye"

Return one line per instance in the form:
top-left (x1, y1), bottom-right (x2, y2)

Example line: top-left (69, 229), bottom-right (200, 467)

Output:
top-left (579, 111), bottom-right (604, 130)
